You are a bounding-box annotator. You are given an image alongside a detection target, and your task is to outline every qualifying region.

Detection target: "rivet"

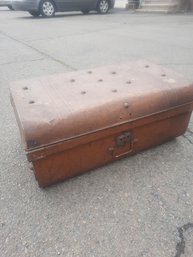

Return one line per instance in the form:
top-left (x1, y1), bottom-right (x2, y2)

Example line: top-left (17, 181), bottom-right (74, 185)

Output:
top-left (126, 81), bottom-right (131, 84)
top-left (29, 100), bottom-right (35, 104)
top-left (88, 71), bottom-right (92, 74)
top-left (112, 89), bottom-right (117, 93)
top-left (81, 91), bottom-right (86, 95)
top-left (145, 65), bottom-right (149, 68)
top-left (111, 71), bottom-right (116, 75)
top-left (124, 102), bottom-right (129, 108)
top-left (98, 79), bottom-right (103, 82)
top-left (23, 86), bottom-right (28, 90)
top-left (70, 79), bottom-right (75, 82)
top-left (161, 74), bottom-right (166, 77)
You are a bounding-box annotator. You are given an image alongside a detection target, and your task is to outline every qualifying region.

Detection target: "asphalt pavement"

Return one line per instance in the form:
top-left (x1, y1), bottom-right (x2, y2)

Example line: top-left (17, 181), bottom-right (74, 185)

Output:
top-left (0, 7), bottom-right (193, 257)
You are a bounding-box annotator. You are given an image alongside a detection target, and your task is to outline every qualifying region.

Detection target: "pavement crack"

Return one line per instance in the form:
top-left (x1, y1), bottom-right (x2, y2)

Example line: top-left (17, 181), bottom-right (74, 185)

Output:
top-left (182, 135), bottom-right (193, 145)
top-left (0, 58), bottom-right (45, 66)
top-left (0, 30), bottom-right (77, 71)
top-left (175, 223), bottom-right (193, 257)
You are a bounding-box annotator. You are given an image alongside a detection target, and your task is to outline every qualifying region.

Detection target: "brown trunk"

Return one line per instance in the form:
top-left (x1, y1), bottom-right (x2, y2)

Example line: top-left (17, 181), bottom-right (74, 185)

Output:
top-left (10, 61), bottom-right (193, 187)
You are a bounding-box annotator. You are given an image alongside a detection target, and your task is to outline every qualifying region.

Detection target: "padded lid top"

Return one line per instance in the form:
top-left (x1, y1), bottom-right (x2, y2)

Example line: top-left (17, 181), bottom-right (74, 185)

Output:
top-left (10, 60), bottom-right (193, 151)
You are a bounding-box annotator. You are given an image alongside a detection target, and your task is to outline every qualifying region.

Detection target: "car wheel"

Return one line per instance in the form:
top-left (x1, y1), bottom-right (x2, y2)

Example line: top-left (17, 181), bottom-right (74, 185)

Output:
top-left (8, 5), bottom-right (14, 10)
top-left (82, 10), bottom-right (89, 14)
top-left (29, 11), bottom-right (41, 17)
top-left (97, 0), bottom-right (109, 14)
top-left (40, 0), bottom-right (56, 17)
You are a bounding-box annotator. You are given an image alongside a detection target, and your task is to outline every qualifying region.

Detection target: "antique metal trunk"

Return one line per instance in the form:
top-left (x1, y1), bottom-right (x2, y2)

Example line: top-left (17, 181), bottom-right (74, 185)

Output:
top-left (10, 61), bottom-right (193, 187)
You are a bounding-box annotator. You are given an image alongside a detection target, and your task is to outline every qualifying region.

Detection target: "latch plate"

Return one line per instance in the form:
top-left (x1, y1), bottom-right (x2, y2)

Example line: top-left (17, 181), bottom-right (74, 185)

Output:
top-left (116, 132), bottom-right (131, 147)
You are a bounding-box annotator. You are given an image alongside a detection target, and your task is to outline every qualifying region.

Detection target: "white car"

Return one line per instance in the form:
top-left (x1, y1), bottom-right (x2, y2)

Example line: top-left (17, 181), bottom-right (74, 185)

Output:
top-left (0, 0), bottom-right (14, 9)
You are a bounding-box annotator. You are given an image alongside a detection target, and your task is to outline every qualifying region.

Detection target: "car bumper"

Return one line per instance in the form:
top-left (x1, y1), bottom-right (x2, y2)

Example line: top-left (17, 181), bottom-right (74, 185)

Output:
top-left (109, 0), bottom-right (115, 9)
top-left (12, 0), bottom-right (39, 11)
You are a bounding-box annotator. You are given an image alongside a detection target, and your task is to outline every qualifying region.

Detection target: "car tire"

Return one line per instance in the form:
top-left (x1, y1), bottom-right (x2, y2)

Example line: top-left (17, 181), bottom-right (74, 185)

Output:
top-left (8, 5), bottom-right (14, 10)
top-left (97, 0), bottom-right (109, 14)
top-left (82, 10), bottom-right (89, 14)
top-left (40, 0), bottom-right (56, 18)
top-left (29, 11), bottom-right (41, 17)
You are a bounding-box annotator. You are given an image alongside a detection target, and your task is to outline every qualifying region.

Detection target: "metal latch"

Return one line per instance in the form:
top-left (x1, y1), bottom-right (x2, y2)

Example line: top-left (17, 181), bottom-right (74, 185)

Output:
top-left (116, 132), bottom-right (131, 147)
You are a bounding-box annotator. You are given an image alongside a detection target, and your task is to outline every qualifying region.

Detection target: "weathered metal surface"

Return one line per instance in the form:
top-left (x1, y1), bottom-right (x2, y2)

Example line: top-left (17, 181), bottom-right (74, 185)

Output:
top-left (10, 60), bottom-right (193, 187)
